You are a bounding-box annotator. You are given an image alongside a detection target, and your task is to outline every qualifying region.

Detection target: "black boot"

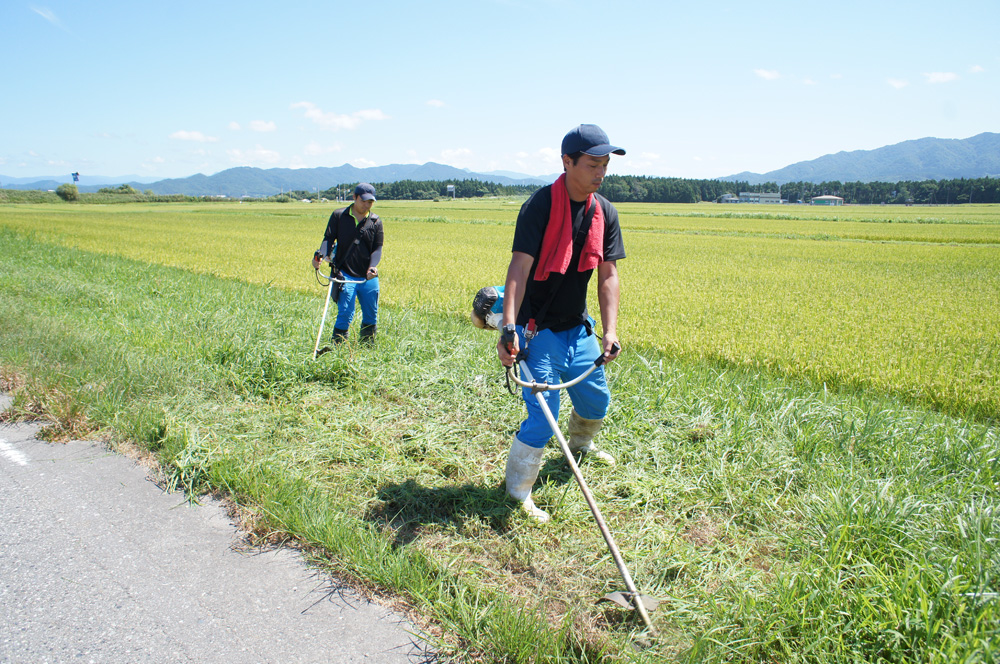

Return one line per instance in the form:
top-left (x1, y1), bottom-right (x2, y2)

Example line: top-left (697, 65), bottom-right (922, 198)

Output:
top-left (331, 327), bottom-right (349, 344)
top-left (359, 324), bottom-right (377, 344)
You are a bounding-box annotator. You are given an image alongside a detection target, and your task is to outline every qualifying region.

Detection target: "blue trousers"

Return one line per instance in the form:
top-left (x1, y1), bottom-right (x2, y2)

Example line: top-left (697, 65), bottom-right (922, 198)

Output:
top-left (515, 324), bottom-right (610, 448)
top-left (334, 276), bottom-right (379, 330)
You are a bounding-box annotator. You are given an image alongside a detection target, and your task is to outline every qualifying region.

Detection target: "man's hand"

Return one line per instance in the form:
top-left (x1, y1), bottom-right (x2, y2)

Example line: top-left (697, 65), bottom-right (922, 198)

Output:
top-left (366, 267), bottom-right (378, 280)
top-left (312, 252), bottom-right (323, 270)
top-left (497, 324), bottom-right (519, 367)
top-left (601, 333), bottom-right (621, 364)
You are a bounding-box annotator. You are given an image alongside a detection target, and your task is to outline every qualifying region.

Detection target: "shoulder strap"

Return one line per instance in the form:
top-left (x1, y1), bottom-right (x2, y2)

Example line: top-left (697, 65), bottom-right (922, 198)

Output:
top-left (333, 213), bottom-right (373, 273)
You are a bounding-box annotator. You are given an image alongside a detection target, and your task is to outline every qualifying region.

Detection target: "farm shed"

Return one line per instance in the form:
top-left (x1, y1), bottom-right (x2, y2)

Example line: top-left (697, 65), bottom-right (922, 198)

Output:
top-left (811, 195), bottom-right (844, 206)
top-left (739, 192), bottom-right (782, 204)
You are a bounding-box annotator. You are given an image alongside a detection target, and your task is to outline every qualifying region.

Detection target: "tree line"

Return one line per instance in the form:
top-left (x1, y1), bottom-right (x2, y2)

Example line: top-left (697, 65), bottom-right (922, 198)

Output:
top-left (306, 178), bottom-right (538, 202)
top-left (774, 177), bottom-right (1000, 205)
top-left (308, 175), bottom-right (1000, 205)
top-left (596, 175), bottom-right (1000, 205)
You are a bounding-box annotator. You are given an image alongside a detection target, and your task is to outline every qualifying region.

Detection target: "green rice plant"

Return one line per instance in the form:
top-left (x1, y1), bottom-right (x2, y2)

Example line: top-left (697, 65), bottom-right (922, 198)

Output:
top-left (1, 200), bottom-right (997, 418)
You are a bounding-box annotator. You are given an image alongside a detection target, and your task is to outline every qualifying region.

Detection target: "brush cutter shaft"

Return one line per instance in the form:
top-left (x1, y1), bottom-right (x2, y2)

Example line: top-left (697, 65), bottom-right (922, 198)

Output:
top-left (516, 360), bottom-right (657, 636)
top-left (313, 278), bottom-right (337, 359)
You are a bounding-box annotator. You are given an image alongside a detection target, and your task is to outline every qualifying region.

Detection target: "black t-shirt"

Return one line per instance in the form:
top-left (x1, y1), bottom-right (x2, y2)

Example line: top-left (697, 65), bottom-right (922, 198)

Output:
top-left (511, 185), bottom-right (626, 332)
top-left (322, 206), bottom-right (384, 279)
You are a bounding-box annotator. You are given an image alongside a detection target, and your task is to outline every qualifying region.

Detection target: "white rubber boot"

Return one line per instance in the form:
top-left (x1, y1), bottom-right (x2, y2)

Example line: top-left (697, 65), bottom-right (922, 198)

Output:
top-left (567, 409), bottom-right (616, 466)
top-left (505, 435), bottom-right (550, 523)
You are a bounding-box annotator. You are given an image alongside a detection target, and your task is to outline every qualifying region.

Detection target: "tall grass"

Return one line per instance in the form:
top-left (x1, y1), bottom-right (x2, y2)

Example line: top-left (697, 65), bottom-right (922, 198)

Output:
top-left (2, 225), bottom-right (997, 662)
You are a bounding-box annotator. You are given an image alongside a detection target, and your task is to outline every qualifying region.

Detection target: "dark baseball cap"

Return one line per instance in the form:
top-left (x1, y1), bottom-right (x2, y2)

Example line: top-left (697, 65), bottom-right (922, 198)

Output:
top-left (561, 124), bottom-right (626, 157)
top-left (354, 183), bottom-right (376, 201)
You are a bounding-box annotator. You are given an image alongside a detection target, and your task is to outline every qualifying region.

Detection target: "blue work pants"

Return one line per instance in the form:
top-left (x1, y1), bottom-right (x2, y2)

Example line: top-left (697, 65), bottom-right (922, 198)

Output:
top-left (515, 324), bottom-right (610, 448)
top-left (335, 276), bottom-right (379, 330)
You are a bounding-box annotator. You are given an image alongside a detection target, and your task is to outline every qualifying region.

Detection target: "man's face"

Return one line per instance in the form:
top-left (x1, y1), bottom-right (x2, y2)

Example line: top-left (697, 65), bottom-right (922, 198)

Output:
top-left (563, 153), bottom-right (610, 200)
top-left (353, 195), bottom-right (374, 217)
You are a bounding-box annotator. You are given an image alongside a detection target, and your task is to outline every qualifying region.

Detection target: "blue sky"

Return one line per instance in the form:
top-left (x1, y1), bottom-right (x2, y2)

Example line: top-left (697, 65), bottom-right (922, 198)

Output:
top-left (2, 0), bottom-right (997, 182)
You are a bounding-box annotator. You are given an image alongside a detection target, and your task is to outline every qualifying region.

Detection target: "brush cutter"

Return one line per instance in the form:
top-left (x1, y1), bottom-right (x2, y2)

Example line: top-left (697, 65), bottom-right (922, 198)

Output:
top-left (501, 325), bottom-right (659, 637)
top-left (312, 264), bottom-right (368, 359)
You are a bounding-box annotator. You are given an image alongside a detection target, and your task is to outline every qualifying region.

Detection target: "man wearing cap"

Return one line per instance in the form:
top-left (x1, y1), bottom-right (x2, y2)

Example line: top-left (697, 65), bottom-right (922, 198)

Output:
top-left (496, 124), bottom-right (627, 522)
top-left (312, 183), bottom-right (384, 346)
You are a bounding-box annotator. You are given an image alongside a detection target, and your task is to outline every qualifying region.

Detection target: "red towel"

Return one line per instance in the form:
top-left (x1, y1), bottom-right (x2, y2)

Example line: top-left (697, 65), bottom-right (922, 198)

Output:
top-left (534, 174), bottom-right (604, 281)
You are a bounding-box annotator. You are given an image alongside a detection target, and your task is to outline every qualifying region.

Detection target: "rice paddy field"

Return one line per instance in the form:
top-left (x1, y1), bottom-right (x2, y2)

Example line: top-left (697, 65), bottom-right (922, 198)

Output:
top-left (2, 200), bottom-right (998, 420)
top-left (1, 198), bottom-right (998, 662)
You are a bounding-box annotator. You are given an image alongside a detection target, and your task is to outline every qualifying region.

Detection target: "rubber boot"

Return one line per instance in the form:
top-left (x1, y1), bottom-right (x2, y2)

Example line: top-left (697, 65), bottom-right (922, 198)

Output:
top-left (331, 327), bottom-right (349, 344)
top-left (505, 434), bottom-right (550, 523)
top-left (567, 409), bottom-right (616, 465)
top-left (359, 323), bottom-right (377, 344)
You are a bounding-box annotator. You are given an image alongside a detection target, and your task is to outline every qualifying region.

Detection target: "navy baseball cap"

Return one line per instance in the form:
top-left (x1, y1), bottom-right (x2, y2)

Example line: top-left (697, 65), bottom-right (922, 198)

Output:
top-left (561, 124), bottom-right (626, 157)
top-left (354, 183), bottom-right (376, 201)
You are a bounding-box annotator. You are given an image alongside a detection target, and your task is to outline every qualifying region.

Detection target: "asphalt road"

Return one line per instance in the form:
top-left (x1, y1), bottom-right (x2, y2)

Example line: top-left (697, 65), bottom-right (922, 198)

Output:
top-left (0, 394), bottom-right (437, 663)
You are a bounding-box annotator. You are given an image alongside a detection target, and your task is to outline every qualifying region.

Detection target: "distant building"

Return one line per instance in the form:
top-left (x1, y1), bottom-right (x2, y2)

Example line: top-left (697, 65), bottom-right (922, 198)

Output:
top-left (718, 193), bottom-right (739, 204)
top-left (811, 195), bottom-right (844, 206)
top-left (739, 192), bottom-right (782, 204)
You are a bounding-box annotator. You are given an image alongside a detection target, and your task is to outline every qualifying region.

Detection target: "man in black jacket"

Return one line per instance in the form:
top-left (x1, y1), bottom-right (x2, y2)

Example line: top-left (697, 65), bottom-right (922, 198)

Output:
top-left (312, 183), bottom-right (384, 345)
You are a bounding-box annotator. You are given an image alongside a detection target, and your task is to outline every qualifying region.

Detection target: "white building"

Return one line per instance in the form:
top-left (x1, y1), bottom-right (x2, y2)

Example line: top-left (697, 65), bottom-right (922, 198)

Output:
top-left (739, 192), bottom-right (782, 204)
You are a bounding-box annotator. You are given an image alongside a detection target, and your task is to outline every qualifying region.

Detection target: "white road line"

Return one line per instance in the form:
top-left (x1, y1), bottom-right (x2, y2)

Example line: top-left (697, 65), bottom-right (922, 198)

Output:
top-left (0, 438), bottom-right (30, 466)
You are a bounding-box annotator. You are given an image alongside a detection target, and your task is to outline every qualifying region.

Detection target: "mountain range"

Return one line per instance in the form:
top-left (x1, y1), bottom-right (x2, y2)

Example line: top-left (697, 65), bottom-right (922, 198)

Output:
top-left (0, 163), bottom-right (552, 198)
top-left (3, 132), bottom-right (997, 197)
top-left (722, 132), bottom-right (1000, 185)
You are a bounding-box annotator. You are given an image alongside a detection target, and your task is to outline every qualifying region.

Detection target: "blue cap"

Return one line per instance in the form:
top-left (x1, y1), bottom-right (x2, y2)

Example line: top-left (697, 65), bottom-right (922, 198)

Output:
top-left (561, 124), bottom-right (625, 157)
top-left (354, 183), bottom-right (376, 201)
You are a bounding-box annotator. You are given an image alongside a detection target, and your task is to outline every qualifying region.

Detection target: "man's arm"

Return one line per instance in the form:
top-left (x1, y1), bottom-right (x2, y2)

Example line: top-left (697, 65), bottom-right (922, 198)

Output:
top-left (496, 251), bottom-right (533, 366)
top-left (312, 212), bottom-right (339, 269)
top-left (596, 260), bottom-right (621, 362)
top-left (367, 246), bottom-right (382, 278)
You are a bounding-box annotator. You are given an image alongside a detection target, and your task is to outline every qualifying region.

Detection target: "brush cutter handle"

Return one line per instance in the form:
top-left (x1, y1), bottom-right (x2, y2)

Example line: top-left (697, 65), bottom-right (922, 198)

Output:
top-left (500, 323), bottom-right (516, 352)
top-left (509, 341), bottom-right (619, 393)
top-left (595, 341), bottom-right (621, 367)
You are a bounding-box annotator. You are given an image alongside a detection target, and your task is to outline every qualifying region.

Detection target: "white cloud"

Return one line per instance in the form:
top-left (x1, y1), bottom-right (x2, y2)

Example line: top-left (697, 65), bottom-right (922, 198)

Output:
top-left (303, 141), bottom-right (342, 156)
top-left (229, 121), bottom-right (241, 130)
top-left (803, 78), bottom-right (817, 86)
top-left (227, 146), bottom-right (281, 165)
top-left (170, 130), bottom-right (219, 143)
top-left (970, 65), bottom-right (985, 73)
top-left (249, 120), bottom-right (277, 132)
top-left (351, 158), bottom-right (378, 168)
top-left (441, 148), bottom-right (473, 164)
top-left (31, 6), bottom-right (68, 31)
top-left (426, 99), bottom-right (446, 108)
top-left (513, 147), bottom-right (561, 174)
top-left (830, 73), bottom-right (843, 80)
top-left (291, 102), bottom-right (389, 130)
top-left (887, 78), bottom-right (909, 89)
top-left (754, 69), bottom-right (780, 80)
top-left (923, 72), bottom-right (958, 84)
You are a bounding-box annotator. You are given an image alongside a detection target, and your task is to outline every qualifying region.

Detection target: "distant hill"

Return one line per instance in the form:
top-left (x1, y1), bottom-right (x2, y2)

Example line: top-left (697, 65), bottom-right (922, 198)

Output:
top-left (721, 132), bottom-right (1000, 185)
top-left (0, 174), bottom-right (159, 190)
top-left (1, 164), bottom-right (551, 197)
